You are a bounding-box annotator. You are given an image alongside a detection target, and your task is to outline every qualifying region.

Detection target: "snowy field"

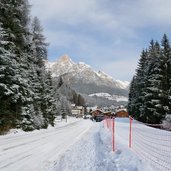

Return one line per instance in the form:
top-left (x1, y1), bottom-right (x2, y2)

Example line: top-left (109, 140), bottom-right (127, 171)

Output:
top-left (0, 117), bottom-right (156, 171)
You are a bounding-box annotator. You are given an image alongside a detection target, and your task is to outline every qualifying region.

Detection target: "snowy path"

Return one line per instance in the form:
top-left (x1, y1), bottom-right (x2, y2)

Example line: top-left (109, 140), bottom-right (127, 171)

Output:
top-left (0, 118), bottom-right (156, 171)
top-left (0, 119), bottom-right (93, 171)
top-left (49, 120), bottom-right (154, 171)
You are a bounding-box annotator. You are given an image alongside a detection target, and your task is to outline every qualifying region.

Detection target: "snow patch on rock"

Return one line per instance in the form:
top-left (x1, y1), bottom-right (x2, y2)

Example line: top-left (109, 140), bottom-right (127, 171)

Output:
top-left (89, 92), bottom-right (128, 102)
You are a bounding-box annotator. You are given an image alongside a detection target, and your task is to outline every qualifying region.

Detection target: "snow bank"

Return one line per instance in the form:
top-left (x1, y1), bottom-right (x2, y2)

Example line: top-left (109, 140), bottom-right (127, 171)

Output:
top-left (49, 120), bottom-right (154, 171)
top-left (5, 116), bottom-right (80, 136)
top-left (0, 117), bottom-right (156, 171)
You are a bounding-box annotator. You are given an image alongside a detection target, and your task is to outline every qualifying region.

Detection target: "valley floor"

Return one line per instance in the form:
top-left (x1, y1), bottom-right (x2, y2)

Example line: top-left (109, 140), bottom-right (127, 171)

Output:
top-left (0, 117), bottom-right (154, 171)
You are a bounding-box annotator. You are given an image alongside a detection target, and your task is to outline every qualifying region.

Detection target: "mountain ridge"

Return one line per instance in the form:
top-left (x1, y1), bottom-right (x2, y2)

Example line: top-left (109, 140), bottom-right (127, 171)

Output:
top-left (46, 55), bottom-right (129, 106)
top-left (47, 55), bottom-right (129, 90)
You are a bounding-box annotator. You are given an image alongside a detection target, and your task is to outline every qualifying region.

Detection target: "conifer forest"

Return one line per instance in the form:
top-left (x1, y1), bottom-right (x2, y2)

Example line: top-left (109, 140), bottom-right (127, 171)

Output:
top-left (128, 35), bottom-right (171, 124)
top-left (0, 0), bottom-right (84, 134)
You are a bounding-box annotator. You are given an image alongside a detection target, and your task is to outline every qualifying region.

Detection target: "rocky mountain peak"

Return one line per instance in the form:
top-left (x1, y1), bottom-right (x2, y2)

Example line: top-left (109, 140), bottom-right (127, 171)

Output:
top-left (47, 55), bottom-right (129, 92)
top-left (57, 55), bottom-right (74, 64)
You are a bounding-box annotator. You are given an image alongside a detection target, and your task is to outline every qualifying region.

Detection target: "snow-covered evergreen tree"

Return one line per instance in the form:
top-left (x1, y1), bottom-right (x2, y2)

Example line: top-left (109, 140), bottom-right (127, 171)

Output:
top-left (128, 49), bottom-right (148, 120)
top-left (128, 35), bottom-right (171, 124)
top-left (135, 49), bottom-right (148, 121)
top-left (161, 34), bottom-right (171, 127)
top-left (143, 41), bottom-right (166, 123)
top-left (0, 23), bottom-right (20, 133)
top-left (52, 77), bottom-right (72, 118)
top-left (161, 34), bottom-right (171, 114)
top-left (0, 0), bottom-right (59, 132)
top-left (0, 0), bottom-right (33, 132)
top-left (42, 71), bottom-right (57, 127)
top-left (29, 16), bottom-right (56, 128)
top-left (127, 76), bottom-right (138, 118)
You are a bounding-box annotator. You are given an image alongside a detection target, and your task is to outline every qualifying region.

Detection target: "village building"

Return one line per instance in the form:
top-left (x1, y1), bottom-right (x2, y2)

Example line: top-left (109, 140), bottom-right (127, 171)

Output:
top-left (71, 104), bottom-right (84, 117)
top-left (103, 111), bottom-right (114, 118)
top-left (115, 109), bottom-right (128, 117)
top-left (91, 109), bottom-right (103, 117)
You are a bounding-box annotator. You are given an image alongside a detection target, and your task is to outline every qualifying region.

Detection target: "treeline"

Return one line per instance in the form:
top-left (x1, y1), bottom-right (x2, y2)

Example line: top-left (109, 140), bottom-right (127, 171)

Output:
top-left (0, 0), bottom-right (57, 132)
top-left (128, 34), bottom-right (171, 124)
top-left (0, 0), bottom-right (82, 134)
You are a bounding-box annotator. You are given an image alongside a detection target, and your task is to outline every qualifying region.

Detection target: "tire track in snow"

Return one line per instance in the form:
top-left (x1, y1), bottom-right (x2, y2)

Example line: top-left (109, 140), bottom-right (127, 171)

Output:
top-left (0, 154), bottom-right (32, 169)
top-left (0, 121), bottom-right (79, 145)
top-left (0, 120), bottom-right (93, 171)
top-left (0, 121), bottom-right (79, 153)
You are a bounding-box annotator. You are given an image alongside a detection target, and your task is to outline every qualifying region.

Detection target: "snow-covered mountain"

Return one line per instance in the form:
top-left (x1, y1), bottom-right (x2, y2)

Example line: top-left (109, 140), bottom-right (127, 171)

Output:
top-left (47, 55), bottom-right (129, 104)
top-left (48, 55), bottom-right (129, 88)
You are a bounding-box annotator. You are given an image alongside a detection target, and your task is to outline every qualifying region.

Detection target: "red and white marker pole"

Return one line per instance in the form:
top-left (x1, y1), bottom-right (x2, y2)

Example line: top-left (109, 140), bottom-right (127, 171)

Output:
top-left (129, 116), bottom-right (133, 148)
top-left (112, 117), bottom-right (115, 152)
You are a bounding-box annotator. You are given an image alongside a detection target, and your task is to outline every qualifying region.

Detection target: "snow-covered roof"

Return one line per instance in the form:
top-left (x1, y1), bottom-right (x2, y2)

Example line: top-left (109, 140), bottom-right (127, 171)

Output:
top-left (115, 108), bottom-right (127, 113)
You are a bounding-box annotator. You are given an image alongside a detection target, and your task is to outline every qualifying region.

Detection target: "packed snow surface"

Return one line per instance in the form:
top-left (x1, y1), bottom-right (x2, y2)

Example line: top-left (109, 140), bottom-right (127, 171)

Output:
top-left (0, 117), bottom-right (155, 171)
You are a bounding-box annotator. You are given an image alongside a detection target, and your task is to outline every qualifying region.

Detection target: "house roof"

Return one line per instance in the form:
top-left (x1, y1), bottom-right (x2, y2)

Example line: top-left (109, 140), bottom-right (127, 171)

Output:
top-left (91, 109), bottom-right (103, 113)
top-left (115, 109), bottom-right (127, 113)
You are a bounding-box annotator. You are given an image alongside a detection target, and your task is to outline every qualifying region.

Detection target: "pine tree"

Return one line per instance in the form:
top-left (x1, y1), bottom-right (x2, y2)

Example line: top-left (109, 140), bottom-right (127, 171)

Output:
top-left (0, 23), bottom-right (20, 133)
top-left (143, 41), bottom-right (166, 123)
top-left (128, 35), bottom-right (171, 124)
top-left (43, 71), bottom-right (57, 127)
top-left (135, 49), bottom-right (148, 121)
top-left (161, 34), bottom-right (171, 114)
top-left (0, 0), bottom-right (33, 131)
top-left (32, 17), bottom-right (57, 127)
top-left (128, 49), bottom-right (148, 120)
top-left (168, 58), bottom-right (171, 114)
top-left (31, 17), bottom-right (48, 61)
top-left (0, 0), bottom-right (58, 132)
top-left (4, 0), bottom-right (36, 131)
top-left (127, 76), bottom-right (138, 118)
top-left (30, 16), bottom-right (51, 129)
top-left (161, 34), bottom-right (171, 128)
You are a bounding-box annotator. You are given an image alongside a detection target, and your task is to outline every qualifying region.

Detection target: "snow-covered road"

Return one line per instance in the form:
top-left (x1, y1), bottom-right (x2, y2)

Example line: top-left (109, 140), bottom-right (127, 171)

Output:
top-left (49, 119), bottom-right (154, 171)
top-left (0, 119), bottom-right (93, 171)
top-left (0, 118), bottom-right (157, 171)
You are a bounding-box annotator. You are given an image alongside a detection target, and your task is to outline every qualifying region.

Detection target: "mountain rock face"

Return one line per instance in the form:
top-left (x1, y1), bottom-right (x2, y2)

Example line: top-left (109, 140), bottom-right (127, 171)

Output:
top-left (47, 55), bottom-right (129, 105)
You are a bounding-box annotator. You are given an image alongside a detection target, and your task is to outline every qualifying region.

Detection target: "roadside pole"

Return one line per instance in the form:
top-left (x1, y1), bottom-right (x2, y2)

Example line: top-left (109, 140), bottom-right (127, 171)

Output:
top-left (112, 117), bottom-right (115, 152)
top-left (129, 116), bottom-right (133, 148)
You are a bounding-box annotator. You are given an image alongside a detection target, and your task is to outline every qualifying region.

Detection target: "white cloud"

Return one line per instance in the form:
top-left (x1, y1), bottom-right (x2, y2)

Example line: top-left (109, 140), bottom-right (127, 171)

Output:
top-left (30, 0), bottom-right (171, 32)
top-left (29, 0), bottom-right (171, 81)
top-left (98, 60), bottom-right (138, 81)
top-left (30, 0), bottom-right (99, 24)
top-left (45, 30), bottom-right (76, 47)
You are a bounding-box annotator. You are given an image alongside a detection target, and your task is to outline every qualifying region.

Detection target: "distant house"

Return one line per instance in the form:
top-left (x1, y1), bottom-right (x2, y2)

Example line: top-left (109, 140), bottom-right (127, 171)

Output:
top-left (71, 105), bottom-right (84, 117)
top-left (115, 109), bottom-right (128, 118)
top-left (103, 111), bottom-right (114, 118)
top-left (91, 109), bottom-right (103, 117)
top-left (71, 104), bottom-right (76, 108)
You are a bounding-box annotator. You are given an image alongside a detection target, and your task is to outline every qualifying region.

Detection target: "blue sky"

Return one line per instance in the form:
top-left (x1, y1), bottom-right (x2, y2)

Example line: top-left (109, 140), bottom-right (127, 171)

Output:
top-left (29, 0), bottom-right (171, 81)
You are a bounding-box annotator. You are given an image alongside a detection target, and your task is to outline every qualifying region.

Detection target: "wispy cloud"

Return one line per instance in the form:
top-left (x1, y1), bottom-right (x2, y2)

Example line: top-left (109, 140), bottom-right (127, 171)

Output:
top-left (95, 59), bottom-right (138, 81)
top-left (29, 0), bottom-right (171, 80)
